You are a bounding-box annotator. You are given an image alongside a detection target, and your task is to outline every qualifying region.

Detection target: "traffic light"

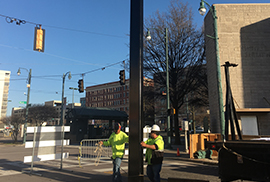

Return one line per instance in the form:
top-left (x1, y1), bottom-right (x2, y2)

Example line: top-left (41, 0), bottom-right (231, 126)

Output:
top-left (167, 108), bottom-right (176, 115)
top-left (78, 79), bottom-right (84, 93)
top-left (119, 70), bottom-right (125, 85)
top-left (33, 26), bottom-right (45, 52)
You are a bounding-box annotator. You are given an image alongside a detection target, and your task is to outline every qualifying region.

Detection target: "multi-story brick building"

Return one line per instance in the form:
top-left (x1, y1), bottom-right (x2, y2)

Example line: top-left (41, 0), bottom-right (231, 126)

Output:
top-left (205, 3), bottom-right (270, 135)
top-left (85, 78), bottom-right (154, 125)
top-left (85, 80), bottom-right (130, 114)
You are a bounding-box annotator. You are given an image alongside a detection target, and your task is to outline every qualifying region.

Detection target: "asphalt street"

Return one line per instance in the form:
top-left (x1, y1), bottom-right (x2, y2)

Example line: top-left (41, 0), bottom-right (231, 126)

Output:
top-left (0, 145), bottom-right (220, 182)
top-left (0, 134), bottom-right (252, 182)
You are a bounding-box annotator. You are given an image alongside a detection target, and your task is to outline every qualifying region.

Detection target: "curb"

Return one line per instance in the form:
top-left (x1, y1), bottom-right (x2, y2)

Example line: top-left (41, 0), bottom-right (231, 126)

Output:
top-left (165, 156), bottom-right (218, 165)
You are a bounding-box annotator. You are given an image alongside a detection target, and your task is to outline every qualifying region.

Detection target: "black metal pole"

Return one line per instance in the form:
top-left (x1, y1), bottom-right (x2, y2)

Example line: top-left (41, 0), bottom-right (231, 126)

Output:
top-left (128, 0), bottom-right (144, 181)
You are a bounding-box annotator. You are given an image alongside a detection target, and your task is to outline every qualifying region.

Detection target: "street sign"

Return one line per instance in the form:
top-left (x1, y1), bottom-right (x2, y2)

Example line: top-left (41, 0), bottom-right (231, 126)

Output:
top-left (19, 101), bottom-right (27, 104)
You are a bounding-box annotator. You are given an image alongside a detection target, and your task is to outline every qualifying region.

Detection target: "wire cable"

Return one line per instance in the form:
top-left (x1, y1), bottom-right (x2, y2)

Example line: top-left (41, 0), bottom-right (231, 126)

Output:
top-left (0, 13), bottom-right (127, 39)
top-left (222, 143), bottom-right (270, 166)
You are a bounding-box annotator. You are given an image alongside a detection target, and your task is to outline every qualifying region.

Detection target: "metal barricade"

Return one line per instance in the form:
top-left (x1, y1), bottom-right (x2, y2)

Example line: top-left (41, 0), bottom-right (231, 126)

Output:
top-left (79, 139), bottom-right (112, 167)
top-left (3, 129), bottom-right (11, 137)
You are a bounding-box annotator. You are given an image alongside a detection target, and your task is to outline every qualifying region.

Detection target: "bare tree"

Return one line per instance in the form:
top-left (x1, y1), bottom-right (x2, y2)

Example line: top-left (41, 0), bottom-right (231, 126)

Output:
top-left (2, 115), bottom-right (24, 143)
top-left (144, 0), bottom-right (206, 144)
top-left (28, 104), bottom-right (58, 126)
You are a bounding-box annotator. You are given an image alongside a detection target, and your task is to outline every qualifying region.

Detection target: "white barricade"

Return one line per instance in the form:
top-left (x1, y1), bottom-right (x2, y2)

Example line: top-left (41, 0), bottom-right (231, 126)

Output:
top-left (23, 126), bottom-right (70, 175)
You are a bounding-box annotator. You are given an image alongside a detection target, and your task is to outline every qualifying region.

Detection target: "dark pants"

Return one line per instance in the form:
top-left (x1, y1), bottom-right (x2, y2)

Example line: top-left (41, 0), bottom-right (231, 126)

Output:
top-left (147, 164), bottom-right (162, 182)
top-left (113, 157), bottom-right (122, 182)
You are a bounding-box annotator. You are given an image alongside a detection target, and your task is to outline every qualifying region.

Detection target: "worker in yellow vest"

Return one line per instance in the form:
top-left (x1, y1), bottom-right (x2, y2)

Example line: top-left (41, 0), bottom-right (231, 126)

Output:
top-left (140, 124), bottom-right (164, 182)
top-left (99, 123), bottom-right (129, 182)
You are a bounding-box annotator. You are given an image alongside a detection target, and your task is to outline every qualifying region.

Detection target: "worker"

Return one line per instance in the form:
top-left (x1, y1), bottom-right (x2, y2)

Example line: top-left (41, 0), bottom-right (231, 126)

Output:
top-left (99, 122), bottom-right (129, 182)
top-left (140, 124), bottom-right (164, 182)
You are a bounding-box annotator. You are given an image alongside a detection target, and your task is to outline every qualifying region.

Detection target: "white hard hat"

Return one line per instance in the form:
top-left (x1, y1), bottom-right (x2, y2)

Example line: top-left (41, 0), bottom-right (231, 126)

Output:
top-left (151, 124), bottom-right (160, 132)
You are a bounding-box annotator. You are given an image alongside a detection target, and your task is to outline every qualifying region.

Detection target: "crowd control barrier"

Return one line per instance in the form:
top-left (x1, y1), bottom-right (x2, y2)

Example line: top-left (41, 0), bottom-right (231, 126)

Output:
top-left (78, 139), bottom-right (112, 166)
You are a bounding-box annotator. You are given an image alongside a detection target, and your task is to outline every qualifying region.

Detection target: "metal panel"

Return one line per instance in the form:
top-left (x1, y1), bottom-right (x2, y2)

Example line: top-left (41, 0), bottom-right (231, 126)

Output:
top-left (128, 0), bottom-right (144, 181)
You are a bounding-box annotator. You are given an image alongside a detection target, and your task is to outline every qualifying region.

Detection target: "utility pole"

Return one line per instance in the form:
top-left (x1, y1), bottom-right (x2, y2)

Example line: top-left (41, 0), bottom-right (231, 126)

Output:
top-left (17, 68), bottom-right (31, 144)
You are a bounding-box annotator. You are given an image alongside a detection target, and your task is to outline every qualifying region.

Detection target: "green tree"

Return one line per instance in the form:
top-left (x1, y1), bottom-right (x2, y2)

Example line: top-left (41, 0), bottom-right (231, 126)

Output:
top-left (144, 0), bottom-right (206, 144)
top-left (2, 115), bottom-right (24, 143)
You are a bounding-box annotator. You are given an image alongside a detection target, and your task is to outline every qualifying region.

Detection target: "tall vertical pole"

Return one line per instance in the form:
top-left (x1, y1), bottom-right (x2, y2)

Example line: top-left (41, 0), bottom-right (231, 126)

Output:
top-left (60, 72), bottom-right (70, 170)
top-left (185, 95), bottom-right (189, 153)
top-left (128, 0), bottom-right (143, 181)
top-left (60, 73), bottom-right (65, 126)
top-left (165, 28), bottom-right (171, 148)
top-left (23, 69), bottom-right (32, 144)
top-left (213, 5), bottom-right (225, 138)
top-left (72, 89), bottom-right (74, 109)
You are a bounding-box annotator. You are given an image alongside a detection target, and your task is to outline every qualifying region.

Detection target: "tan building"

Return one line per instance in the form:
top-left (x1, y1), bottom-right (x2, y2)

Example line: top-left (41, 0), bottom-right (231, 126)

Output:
top-left (12, 100), bottom-right (81, 126)
top-left (0, 70), bottom-right (10, 129)
top-left (205, 4), bottom-right (270, 135)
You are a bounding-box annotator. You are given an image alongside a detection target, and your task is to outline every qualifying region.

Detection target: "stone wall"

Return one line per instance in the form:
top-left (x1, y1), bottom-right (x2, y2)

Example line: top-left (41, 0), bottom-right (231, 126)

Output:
top-left (205, 4), bottom-right (270, 134)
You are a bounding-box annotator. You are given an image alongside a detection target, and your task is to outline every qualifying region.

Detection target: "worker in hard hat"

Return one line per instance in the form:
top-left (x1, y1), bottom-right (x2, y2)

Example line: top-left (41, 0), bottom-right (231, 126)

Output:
top-left (99, 123), bottom-right (129, 182)
top-left (140, 124), bottom-right (164, 182)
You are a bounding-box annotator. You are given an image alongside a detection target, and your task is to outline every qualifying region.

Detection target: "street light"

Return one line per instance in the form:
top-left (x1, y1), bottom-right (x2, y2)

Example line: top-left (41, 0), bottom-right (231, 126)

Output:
top-left (198, 0), bottom-right (225, 137)
top-left (17, 67), bottom-right (32, 144)
top-left (60, 72), bottom-right (72, 126)
top-left (146, 28), bottom-right (171, 148)
top-left (69, 87), bottom-right (78, 108)
top-left (60, 71), bottom-right (71, 170)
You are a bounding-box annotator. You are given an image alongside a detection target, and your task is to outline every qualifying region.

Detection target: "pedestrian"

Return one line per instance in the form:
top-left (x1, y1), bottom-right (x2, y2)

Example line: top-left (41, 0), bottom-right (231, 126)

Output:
top-left (140, 124), bottom-right (164, 182)
top-left (99, 122), bottom-right (129, 182)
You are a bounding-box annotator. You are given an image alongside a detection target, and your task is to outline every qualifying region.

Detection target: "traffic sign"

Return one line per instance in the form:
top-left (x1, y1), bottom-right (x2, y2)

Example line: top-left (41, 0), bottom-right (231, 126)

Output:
top-left (19, 101), bottom-right (27, 104)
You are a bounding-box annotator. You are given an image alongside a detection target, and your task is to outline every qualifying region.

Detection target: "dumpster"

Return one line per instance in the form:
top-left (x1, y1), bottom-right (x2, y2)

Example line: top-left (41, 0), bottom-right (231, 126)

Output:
top-left (206, 140), bottom-right (270, 182)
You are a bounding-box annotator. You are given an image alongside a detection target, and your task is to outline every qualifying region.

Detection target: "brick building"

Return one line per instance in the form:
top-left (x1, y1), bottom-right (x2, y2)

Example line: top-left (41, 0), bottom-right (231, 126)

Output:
top-left (85, 78), bottom-right (154, 125)
top-left (205, 3), bottom-right (270, 135)
top-left (85, 80), bottom-right (130, 114)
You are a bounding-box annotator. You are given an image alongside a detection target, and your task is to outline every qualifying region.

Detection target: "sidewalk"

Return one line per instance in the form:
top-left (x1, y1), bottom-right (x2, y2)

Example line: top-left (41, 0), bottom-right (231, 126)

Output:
top-left (0, 135), bottom-right (218, 165)
top-left (0, 136), bottom-right (219, 182)
top-left (163, 144), bottom-right (218, 165)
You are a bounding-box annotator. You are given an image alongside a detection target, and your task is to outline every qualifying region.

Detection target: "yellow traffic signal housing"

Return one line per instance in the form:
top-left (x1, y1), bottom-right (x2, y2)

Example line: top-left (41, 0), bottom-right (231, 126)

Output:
top-left (119, 70), bottom-right (125, 85)
top-left (78, 79), bottom-right (84, 93)
top-left (34, 26), bottom-right (45, 52)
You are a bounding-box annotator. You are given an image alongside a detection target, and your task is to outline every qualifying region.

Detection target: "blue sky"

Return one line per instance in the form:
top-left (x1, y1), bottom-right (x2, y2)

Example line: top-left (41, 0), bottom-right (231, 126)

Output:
top-left (0, 0), bottom-right (268, 116)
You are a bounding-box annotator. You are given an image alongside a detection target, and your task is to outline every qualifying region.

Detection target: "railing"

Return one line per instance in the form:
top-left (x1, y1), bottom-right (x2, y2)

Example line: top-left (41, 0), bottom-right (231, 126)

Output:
top-left (3, 129), bottom-right (12, 137)
top-left (78, 138), bottom-right (112, 167)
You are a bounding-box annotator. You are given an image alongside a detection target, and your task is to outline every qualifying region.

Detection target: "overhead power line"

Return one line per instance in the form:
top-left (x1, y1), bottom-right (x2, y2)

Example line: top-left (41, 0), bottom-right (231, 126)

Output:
top-left (0, 13), bottom-right (127, 39)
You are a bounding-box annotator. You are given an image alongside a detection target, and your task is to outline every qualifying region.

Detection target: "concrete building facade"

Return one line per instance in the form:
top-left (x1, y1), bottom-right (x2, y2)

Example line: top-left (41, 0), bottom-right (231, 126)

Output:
top-left (12, 100), bottom-right (81, 126)
top-left (205, 4), bottom-right (270, 135)
top-left (0, 70), bottom-right (10, 128)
